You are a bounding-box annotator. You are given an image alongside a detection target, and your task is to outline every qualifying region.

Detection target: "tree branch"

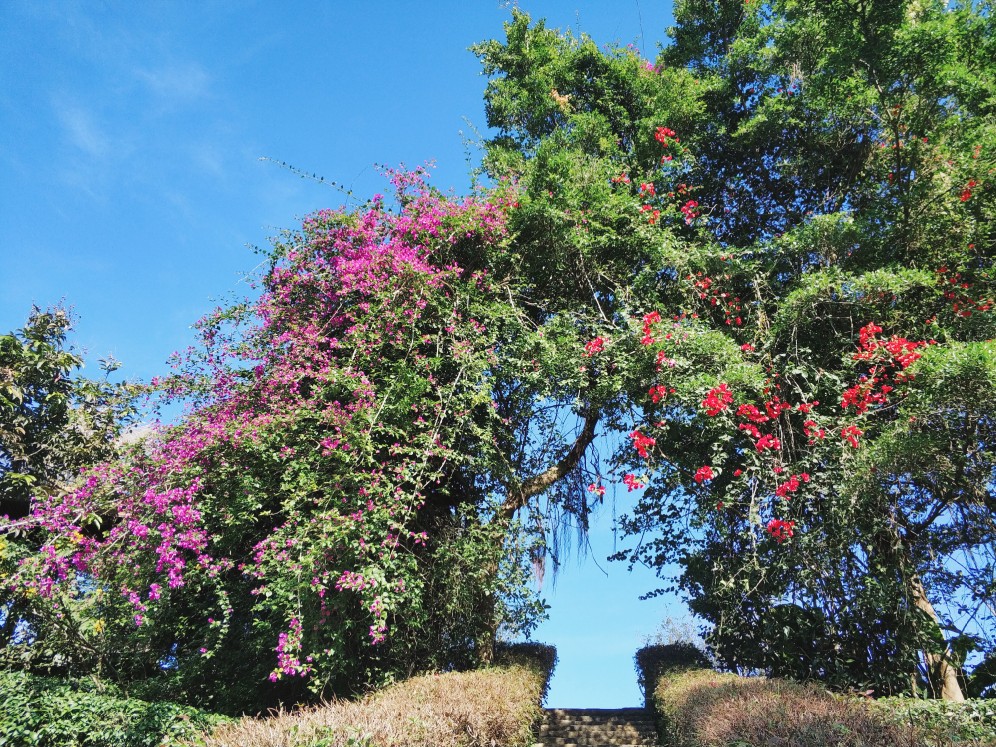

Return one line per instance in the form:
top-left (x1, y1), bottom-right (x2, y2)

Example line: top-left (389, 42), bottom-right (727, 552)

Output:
top-left (499, 410), bottom-right (599, 523)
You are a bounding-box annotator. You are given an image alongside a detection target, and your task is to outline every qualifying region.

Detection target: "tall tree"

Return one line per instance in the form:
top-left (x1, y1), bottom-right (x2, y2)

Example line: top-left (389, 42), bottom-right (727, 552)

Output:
top-left (0, 307), bottom-right (138, 659)
top-left (476, 2), bottom-right (995, 699)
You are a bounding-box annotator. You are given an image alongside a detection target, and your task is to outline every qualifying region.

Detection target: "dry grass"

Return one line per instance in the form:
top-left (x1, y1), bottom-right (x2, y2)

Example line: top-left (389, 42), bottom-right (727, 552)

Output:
top-left (197, 665), bottom-right (544, 747)
top-left (655, 668), bottom-right (924, 747)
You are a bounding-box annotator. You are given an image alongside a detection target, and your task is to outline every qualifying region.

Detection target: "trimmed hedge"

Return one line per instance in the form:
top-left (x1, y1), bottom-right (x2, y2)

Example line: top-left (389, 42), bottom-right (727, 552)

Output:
top-left (871, 696), bottom-right (996, 745)
top-left (0, 670), bottom-right (230, 747)
top-left (653, 668), bottom-right (917, 747)
top-left (201, 664), bottom-right (547, 747)
top-left (634, 643), bottom-right (711, 708)
top-left (496, 642), bottom-right (558, 704)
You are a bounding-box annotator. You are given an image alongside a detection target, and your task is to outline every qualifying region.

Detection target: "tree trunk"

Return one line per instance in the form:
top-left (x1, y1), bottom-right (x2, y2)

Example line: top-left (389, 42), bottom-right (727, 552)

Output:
top-left (910, 574), bottom-right (965, 702)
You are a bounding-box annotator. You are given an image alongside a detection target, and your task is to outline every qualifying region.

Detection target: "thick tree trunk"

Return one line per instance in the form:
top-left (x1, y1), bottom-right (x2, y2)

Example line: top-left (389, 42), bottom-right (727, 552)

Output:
top-left (910, 575), bottom-right (965, 702)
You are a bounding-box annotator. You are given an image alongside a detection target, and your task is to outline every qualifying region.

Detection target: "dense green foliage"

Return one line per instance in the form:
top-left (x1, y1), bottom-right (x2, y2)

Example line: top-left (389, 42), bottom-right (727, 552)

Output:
top-left (0, 307), bottom-right (137, 520)
top-left (873, 696), bottom-right (996, 745)
top-left (474, 0), bottom-right (996, 698)
top-left (0, 669), bottom-right (229, 747)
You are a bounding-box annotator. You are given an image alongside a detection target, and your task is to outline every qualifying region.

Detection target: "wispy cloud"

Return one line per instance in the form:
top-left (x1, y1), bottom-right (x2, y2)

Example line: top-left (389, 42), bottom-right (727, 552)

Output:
top-left (134, 61), bottom-right (211, 104)
top-left (56, 103), bottom-right (110, 158)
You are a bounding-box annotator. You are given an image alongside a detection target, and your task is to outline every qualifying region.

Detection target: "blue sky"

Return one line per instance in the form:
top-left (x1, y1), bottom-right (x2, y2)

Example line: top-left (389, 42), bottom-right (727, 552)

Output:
top-left (0, 0), bottom-right (687, 707)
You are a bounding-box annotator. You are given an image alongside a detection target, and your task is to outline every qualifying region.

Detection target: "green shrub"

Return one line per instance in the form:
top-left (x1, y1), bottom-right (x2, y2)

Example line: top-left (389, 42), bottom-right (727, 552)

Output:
top-left (653, 668), bottom-right (918, 747)
top-left (495, 642), bottom-right (557, 703)
top-left (0, 670), bottom-right (229, 747)
top-left (635, 643), bottom-right (711, 708)
top-left (871, 697), bottom-right (996, 746)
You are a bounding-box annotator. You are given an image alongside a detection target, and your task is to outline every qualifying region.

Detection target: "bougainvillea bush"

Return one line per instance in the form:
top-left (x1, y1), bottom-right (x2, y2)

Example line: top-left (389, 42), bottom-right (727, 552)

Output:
top-left (3, 171), bottom-right (596, 712)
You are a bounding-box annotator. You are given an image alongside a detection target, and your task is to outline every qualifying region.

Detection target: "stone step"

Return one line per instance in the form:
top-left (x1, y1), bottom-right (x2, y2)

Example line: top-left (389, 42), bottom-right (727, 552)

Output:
top-left (537, 726), bottom-right (656, 737)
top-left (536, 737), bottom-right (656, 743)
top-left (532, 708), bottom-right (658, 747)
top-left (538, 724), bottom-right (656, 737)
top-left (541, 720), bottom-right (657, 727)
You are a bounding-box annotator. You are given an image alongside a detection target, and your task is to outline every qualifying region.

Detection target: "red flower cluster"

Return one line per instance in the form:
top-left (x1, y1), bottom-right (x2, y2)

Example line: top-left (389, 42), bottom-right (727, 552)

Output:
top-left (654, 126), bottom-right (678, 146)
top-left (629, 430), bottom-right (656, 458)
top-left (764, 397), bottom-right (793, 419)
top-left (680, 200), bottom-right (700, 224)
top-left (623, 473), bottom-right (645, 491)
top-left (687, 271), bottom-right (743, 326)
top-left (736, 403), bottom-right (768, 423)
top-left (640, 203), bottom-right (662, 225)
top-left (774, 473), bottom-right (809, 499)
top-left (642, 311), bottom-right (662, 345)
top-left (740, 422), bottom-right (762, 438)
top-left (937, 266), bottom-right (992, 318)
top-left (842, 323), bottom-right (930, 417)
top-left (694, 465), bottom-right (714, 484)
top-left (841, 424), bottom-right (863, 448)
top-left (655, 350), bottom-right (676, 370)
top-left (853, 323), bottom-right (925, 369)
top-left (803, 419), bottom-right (826, 441)
top-left (587, 482), bottom-right (606, 496)
top-left (583, 336), bottom-right (606, 356)
top-left (841, 380), bottom-right (891, 414)
top-left (961, 179), bottom-right (979, 202)
top-left (702, 383), bottom-right (734, 416)
top-left (755, 433), bottom-right (780, 452)
top-left (766, 518), bottom-right (795, 543)
top-left (649, 384), bottom-right (669, 403)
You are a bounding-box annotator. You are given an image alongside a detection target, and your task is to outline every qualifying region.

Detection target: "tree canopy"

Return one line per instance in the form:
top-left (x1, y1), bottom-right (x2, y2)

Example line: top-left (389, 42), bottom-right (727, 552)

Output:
top-left (472, 0), bottom-right (995, 699)
top-left (2, 0), bottom-right (995, 711)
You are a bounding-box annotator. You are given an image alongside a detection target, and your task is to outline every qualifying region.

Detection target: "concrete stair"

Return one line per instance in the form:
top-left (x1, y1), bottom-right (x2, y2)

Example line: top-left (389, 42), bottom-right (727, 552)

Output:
top-left (532, 708), bottom-right (658, 747)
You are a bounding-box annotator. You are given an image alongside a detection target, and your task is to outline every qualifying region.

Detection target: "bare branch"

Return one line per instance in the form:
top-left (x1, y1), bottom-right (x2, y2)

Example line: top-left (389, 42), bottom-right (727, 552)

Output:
top-left (499, 410), bottom-right (599, 523)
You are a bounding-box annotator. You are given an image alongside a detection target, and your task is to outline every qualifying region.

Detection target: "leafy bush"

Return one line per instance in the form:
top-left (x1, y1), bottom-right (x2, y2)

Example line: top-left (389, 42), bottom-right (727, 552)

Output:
top-left (871, 697), bottom-right (996, 746)
top-left (0, 669), bottom-right (229, 747)
top-left (653, 668), bottom-right (919, 747)
top-left (635, 643), bottom-right (711, 708)
top-left (495, 642), bottom-right (558, 703)
top-left (201, 665), bottom-right (545, 747)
